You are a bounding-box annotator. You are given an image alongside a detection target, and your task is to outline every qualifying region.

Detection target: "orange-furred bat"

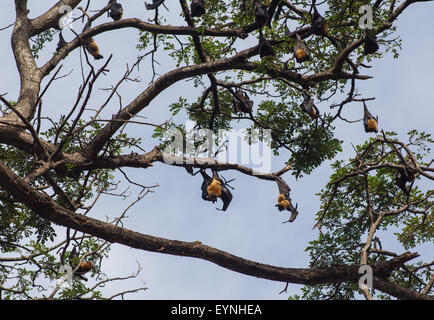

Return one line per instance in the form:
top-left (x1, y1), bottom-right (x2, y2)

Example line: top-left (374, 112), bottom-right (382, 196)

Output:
top-left (200, 170), bottom-right (232, 211)
top-left (294, 34), bottom-right (310, 63)
top-left (275, 176), bottom-right (298, 222)
top-left (363, 102), bottom-right (378, 133)
top-left (85, 38), bottom-right (104, 60)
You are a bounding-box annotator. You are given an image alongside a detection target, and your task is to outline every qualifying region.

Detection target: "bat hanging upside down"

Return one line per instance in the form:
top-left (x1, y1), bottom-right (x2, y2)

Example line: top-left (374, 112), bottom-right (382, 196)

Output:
top-left (294, 34), bottom-right (310, 63)
top-left (200, 170), bottom-right (233, 211)
top-left (275, 176), bottom-right (299, 222)
top-left (395, 166), bottom-right (416, 196)
top-left (190, 0), bottom-right (205, 17)
top-left (254, 1), bottom-right (268, 27)
top-left (84, 38), bottom-right (104, 60)
top-left (109, 0), bottom-right (123, 21)
top-left (311, 6), bottom-right (328, 36)
top-left (363, 102), bottom-right (378, 133)
top-left (73, 261), bottom-right (94, 281)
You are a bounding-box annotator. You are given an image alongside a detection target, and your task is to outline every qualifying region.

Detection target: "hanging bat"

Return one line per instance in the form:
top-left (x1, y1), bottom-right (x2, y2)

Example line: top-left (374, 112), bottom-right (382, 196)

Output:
top-left (254, 1), bottom-right (268, 27)
top-left (72, 261), bottom-right (94, 281)
top-left (294, 34), bottom-right (310, 63)
top-left (145, 0), bottom-right (165, 10)
top-left (395, 166), bottom-right (416, 196)
top-left (69, 246), bottom-right (94, 281)
top-left (311, 6), bottom-right (328, 36)
top-left (275, 176), bottom-right (299, 222)
top-left (109, 0), bottom-right (124, 21)
top-left (80, 15), bottom-right (103, 60)
top-left (363, 102), bottom-right (378, 133)
top-left (190, 0), bottom-right (205, 17)
top-left (200, 170), bottom-right (233, 211)
top-left (56, 31), bottom-right (67, 52)
top-left (259, 30), bottom-right (275, 58)
top-left (364, 34), bottom-right (379, 55)
top-left (233, 90), bottom-right (253, 114)
top-left (300, 92), bottom-right (319, 119)
top-left (84, 38), bottom-right (104, 60)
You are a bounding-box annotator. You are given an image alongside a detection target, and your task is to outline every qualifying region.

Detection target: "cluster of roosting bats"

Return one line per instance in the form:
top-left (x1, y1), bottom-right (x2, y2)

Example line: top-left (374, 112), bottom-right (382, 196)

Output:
top-left (54, 1), bottom-right (414, 221)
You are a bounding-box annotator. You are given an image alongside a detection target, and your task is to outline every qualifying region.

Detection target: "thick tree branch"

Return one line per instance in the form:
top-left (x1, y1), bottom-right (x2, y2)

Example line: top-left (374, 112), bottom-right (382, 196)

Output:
top-left (0, 161), bottom-right (431, 300)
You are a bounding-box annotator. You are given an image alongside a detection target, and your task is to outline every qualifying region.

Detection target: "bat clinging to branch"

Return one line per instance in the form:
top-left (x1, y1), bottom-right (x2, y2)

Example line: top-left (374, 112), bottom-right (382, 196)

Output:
top-left (200, 170), bottom-right (233, 211)
top-left (109, 1), bottom-right (124, 21)
top-left (363, 102), bottom-right (378, 133)
top-left (275, 176), bottom-right (298, 222)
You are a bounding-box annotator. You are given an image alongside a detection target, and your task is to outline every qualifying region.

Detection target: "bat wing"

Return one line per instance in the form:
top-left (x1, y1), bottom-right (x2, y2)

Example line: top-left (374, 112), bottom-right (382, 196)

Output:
top-left (276, 176), bottom-right (290, 196)
top-left (286, 199), bottom-right (299, 222)
top-left (200, 170), bottom-right (215, 202)
top-left (218, 184), bottom-right (233, 211)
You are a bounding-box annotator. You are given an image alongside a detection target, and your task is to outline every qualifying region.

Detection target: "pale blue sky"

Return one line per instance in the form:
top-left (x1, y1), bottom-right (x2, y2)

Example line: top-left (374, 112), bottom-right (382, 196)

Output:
top-left (0, 1), bottom-right (432, 299)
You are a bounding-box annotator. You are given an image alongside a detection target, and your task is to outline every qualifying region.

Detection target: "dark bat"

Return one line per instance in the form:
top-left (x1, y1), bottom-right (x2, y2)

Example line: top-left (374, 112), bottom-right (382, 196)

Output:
top-left (364, 34), bottom-right (379, 55)
top-left (395, 166), bottom-right (416, 196)
top-left (294, 33), bottom-right (310, 63)
top-left (56, 31), bottom-right (67, 52)
top-left (254, 1), bottom-right (268, 27)
top-left (275, 176), bottom-right (298, 222)
top-left (109, 1), bottom-right (123, 21)
top-left (200, 170), bottom-right (233, 211)
top-left (233, 90), bottom-right (253, 114)
top-left (258, 30), bottom-right (275, 58)
top-left (311, 6), bottom-right (328, 36)
top-left (363, 102), bottom-right (378, 133)
top-left (145, 0), bottom-right (164, 10)
top-left (190, 0), bottom-right (205, 17)
top-left (300, 92), bottom-right (319, 119)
